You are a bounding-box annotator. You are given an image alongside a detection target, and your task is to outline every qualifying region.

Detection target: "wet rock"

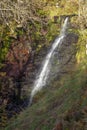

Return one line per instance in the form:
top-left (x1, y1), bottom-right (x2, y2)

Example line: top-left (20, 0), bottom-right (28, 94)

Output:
top-left (49, 32), bottom-right (79, 81)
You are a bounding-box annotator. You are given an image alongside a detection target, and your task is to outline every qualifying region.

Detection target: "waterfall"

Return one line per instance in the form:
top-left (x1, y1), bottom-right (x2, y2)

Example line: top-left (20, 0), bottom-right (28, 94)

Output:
top-left (29, 18), bottom-right (69, 105)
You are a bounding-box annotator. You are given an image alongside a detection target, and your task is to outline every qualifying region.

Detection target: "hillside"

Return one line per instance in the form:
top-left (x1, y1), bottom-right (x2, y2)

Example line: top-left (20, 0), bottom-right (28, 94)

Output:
top-left (5, 64), bottom-right (87, 130)
top-left (0, 0), bottom-right (87, 130)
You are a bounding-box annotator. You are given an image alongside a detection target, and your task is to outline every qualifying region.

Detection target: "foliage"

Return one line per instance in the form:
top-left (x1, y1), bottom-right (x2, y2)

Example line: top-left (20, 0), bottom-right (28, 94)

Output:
top-left (44, 0), bottom-right (78, 18)
top-left (78, 0), bottom-right (87, 29)
top-left (76, 29), bottom-right (87, 65)
top-left (0, 0), bottom-right (45, 28)
top-left (0, 0), bottom-right (50, 127)
top-left (0, 26), bottom-right (12, 68)
top-left (0, 0), bottom-right (50, 70)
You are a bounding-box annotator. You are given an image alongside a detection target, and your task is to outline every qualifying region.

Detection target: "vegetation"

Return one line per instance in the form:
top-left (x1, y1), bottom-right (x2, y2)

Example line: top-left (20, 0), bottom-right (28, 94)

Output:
top-left (5, 63), bottom-right (87, 130)
top-left (0, 0), bottom-right (50, 127)
top-left (0, 0), bottom-right (87, 129)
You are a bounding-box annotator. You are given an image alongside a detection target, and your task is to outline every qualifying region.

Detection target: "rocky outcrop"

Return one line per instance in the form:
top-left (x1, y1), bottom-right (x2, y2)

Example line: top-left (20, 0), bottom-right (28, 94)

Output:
top-left (54, 14), bottom-right (78, 23)
top-left (48, 32), bottom-right (79, 82)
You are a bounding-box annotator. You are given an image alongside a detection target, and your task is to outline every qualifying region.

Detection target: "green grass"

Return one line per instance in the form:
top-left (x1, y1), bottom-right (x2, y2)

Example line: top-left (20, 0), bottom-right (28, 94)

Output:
top-left (5, 63), bottom-right (87, 130)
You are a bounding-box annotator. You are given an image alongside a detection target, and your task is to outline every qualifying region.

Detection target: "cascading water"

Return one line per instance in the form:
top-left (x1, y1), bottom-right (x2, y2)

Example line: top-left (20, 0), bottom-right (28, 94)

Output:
top-left (29, 18), bottom-right (69, 105)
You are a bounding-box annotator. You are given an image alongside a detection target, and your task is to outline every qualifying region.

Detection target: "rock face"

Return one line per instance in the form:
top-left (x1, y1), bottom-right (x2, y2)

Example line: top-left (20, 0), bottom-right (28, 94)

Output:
top-left (48, 33), bottom-right (79, 82)
top-left (24, 32), bottom-right (79, 90)
top-left (24, 32), bottom-right (79, 89)
top-left (54, 14), bottom-right (78, 24)
top-left (58, 33), bottom-right (78, 71)
top-left (1, 32), bottom-right (78, 103)
top-left (0, 31), bottom-right (79, 126)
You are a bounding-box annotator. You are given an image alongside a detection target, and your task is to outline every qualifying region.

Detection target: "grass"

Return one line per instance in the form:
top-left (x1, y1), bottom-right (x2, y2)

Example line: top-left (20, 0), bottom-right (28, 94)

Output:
top-left (45, 0), bottom-right (78, 19)
top-left (4, 62), bottom-right (87, 130)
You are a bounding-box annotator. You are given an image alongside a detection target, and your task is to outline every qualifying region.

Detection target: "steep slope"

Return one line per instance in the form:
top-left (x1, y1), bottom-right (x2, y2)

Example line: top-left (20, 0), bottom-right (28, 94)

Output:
top-left (1, 0), bottom-right (87, 130)
top-left (5, 27), bottom-right (87, 129)
top-left (5, 63), bottom-right (87, 130)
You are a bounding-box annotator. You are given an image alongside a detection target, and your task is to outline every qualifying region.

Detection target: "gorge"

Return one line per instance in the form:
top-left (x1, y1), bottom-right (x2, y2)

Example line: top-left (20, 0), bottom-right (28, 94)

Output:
top-left (0, 0), bottom-right (87, 130)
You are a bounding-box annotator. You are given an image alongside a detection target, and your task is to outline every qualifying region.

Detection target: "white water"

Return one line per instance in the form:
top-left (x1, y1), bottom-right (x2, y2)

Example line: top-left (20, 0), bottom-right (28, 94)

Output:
top-left (29, 18), bottom-right (68, 104)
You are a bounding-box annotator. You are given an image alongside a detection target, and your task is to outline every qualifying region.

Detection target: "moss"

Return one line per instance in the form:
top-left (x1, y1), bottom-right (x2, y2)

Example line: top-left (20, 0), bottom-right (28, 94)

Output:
top-left (76, 29), bottom-right (87, 64)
